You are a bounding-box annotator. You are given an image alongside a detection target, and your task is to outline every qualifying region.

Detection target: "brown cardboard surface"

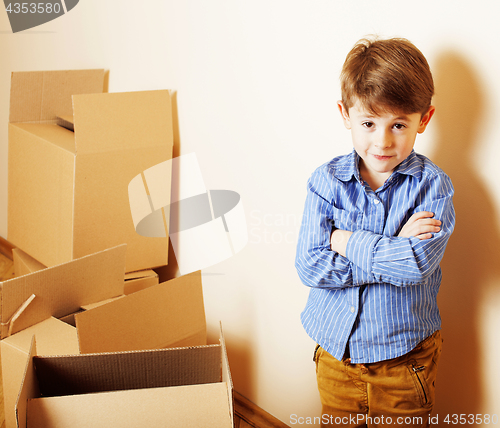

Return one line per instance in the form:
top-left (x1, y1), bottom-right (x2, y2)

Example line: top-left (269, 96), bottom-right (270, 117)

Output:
top-left (71, 91), bottom-right (173, 271)
top-left (8, 124), bottom-right (75, 266)
top-left (9, 69), bottom-right (104, 123)
top-left (17, 326), bottom-right (233, 428)
top-left (8, 70), bottom-right (173, 272)
top-left (27, 383), bottom-right (232, 428)
top-left (16, 338), bottom-right (38, 428)
top-left (1, 318), bottom-right (79, 428)
top-left (0, 244), bottom-right (126, 339)
top-left (75, 270), bottom-right (206, 353)
top-left (12, 248), bottom-right (46, 277)
top-left (33, 344), bottom-right (221, 396)
top-left (11, 123), bottom-right (75, 153)
top-left (2, 317), bottom-right (79, 356)
top-left (124, 269), bottom-right (158, 294)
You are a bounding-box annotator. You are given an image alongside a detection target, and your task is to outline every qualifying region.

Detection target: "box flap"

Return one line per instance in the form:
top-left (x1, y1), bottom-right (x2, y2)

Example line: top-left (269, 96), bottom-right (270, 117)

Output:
top-left (72, 90), bottom-right (173, 154)
top-left (15, 336), bottom-right (39, 428)
top-left (75, 270), bottom-right (206, 353)
top-left (10, 123), bottom-right (76, 153)
top-left (124, 269), bottom-right (158, 281)
top-left (2, 317), bottom-right (79, 356)
top-left (33, 344), bottom-right (221, 397)
top-left (219, 323), bottom-right (234, 426)
top-left (0, 245), bottom-right (126, 339)
top-left (71, 90), bottom-right (173, 272)
top-left (12, 248), bottom-right (46, 277)
top-left (124, 269), bottom-right (159, 295)
top-left (27, 383), bottom-right (232, 428)
top-left (9, 69), bottom-right (104, 124)
top-left (56, 114), bottom-right (74, 131)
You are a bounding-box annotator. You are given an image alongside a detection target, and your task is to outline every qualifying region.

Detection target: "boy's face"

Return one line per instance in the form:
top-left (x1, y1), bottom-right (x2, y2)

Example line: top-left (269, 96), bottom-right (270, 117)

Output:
top-left (338, 100), bottom-right (435, 186)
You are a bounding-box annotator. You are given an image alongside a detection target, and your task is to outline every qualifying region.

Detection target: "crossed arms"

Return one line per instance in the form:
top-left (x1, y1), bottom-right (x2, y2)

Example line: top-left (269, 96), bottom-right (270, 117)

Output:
top-left (295, 169), bottom-right (455, 289)
top-left (331, 210), bottom-right (442, 257)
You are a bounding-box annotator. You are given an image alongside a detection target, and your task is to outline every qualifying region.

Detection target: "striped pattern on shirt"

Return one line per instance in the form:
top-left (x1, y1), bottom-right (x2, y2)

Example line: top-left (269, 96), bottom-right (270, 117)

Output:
top-left (295, 150), bottom-right (455, 363)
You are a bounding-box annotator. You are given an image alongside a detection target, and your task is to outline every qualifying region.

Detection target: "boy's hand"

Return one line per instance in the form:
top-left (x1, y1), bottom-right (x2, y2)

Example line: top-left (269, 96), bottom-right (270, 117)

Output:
top-left (398, 211), bottom-right (441, 240)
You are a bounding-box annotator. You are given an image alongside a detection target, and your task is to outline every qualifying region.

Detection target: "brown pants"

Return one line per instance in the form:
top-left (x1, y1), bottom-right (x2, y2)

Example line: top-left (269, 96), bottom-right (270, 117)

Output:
top-left (315, 331), bottom-right (442, 428)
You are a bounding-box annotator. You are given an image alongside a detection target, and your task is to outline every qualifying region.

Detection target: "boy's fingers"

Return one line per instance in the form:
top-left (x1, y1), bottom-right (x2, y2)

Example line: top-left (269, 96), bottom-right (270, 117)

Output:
top-left (413, 211), bottom-right (435, 219)
top-left (418, 218), bottom-right (441, 226)
top-left (416, 232), bottom-right (433, 240)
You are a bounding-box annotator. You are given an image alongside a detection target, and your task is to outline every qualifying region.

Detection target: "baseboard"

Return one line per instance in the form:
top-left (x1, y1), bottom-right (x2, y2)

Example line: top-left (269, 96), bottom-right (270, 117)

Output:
top-left (0, 236), bottom-right (14, 260)
top-left (234, 392), bottom-right (290, 428)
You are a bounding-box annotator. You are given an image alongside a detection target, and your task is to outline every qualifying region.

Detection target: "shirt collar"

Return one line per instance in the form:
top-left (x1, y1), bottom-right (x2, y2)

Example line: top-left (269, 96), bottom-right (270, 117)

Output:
top-left (333, 149), bottom-right (423, 183)
top-left (332, 150), bottom-right (362, 183)
top-left (392, 150), bottom-right (423, 180)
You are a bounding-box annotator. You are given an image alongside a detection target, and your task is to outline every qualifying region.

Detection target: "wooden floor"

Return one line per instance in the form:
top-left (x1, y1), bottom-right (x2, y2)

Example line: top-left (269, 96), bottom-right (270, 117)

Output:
top-left (0, 237), bottom-right (288, 428)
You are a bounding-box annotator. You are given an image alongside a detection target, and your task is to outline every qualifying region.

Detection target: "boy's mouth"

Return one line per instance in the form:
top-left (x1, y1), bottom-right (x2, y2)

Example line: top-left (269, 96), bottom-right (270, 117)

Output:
top-left (372, 154), bottom-right (393, 161)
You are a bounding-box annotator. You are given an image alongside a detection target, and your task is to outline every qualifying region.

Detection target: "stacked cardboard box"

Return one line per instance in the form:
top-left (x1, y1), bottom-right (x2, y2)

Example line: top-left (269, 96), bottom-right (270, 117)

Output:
top-left (2, 70), bottom-right (234, 427)
top-left (8, 69), bottom-right (172, 273)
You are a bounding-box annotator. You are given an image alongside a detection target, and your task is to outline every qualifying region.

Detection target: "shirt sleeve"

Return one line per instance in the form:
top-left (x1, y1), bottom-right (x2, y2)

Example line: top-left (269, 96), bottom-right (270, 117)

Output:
top-left (295, 167), bottom-right (367, 288)
top-left (345, 172), bottom-right (455, 286)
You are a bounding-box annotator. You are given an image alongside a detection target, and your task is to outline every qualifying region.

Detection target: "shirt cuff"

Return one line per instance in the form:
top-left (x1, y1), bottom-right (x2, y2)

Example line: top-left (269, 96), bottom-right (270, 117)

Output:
top-left (346, 230), bottom-right (382, 275)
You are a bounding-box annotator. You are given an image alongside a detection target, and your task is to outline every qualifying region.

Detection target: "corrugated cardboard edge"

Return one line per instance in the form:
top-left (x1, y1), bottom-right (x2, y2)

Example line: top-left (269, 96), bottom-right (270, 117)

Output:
top-left (56, 115), bottom-right (74, 131)
top-left (15, 336), bottom-right (39, 428)
top-left (219, 322), bottom-right (235, 427)
top-left (33, 343), bottom-right (223, 397)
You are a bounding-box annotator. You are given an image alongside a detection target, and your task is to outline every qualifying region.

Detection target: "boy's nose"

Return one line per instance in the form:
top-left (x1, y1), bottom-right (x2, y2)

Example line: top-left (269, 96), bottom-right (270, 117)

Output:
top-left (374, 131), bottom-right (392, 149)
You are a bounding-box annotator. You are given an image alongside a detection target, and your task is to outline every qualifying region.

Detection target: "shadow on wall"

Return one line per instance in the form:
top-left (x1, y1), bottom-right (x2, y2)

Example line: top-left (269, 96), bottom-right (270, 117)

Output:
top-left (432, 51), bottom-right (499, 417)
top-left (154, 91), bottom-right (257, 401)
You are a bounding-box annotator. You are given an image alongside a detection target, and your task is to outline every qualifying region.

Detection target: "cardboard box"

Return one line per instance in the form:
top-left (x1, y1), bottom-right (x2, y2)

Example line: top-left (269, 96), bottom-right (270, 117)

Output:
top-left (1, 246), bottom-right (221, 428)
top-left (7, 69), bottom-right (174, 272)
top-left (0, 245), bottom-right (126, 428)
top-left (18, 326), bottom-right (233, 428)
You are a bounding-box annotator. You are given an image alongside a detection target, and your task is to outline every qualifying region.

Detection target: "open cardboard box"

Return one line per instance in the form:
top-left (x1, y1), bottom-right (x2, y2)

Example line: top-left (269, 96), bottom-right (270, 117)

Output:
top-left (17, 326), bottom-right (233, 428)
top-left (12, 246), bottom-right (159, 295)
top-left (7, 69), bottom-right (174, 272)
top-left (1, 245), bottom-right (227, 428)
top-left (1, 244), bottom-right (126, 428)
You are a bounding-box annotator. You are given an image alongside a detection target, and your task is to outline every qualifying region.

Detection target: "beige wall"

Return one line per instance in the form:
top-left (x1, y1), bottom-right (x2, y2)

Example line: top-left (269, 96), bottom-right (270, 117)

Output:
top-left (1, 1), bottom-right (500, 425)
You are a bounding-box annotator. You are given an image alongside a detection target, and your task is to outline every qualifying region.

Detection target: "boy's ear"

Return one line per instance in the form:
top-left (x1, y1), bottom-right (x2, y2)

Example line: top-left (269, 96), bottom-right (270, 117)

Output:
top-left (337, 101), bottom-right (351, 130)
top-left (417, 106), bottom-right (436, 133)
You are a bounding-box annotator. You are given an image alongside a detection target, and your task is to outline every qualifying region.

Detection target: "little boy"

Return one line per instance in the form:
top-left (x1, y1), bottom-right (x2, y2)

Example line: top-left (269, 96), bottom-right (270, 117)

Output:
top-left (295, 37), bottom-right (455, 427)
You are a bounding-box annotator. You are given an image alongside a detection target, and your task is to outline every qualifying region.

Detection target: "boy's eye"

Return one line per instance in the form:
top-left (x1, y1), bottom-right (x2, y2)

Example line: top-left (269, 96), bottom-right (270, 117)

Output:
top-left (393, 123), bottom-right (407, 130)
top-left (362, 122), bottom-right (374, 128)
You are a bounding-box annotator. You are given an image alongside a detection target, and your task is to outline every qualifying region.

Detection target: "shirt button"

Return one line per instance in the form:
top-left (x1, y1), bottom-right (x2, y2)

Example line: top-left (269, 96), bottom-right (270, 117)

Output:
top-left (373, 199), bottom-right (380, 204)
top-left (350, 306), bottom-right (355, 313)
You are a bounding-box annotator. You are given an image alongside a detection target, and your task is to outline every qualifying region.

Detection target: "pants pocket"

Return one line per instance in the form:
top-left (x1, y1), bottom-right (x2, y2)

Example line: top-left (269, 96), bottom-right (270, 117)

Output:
top-left (406, 359), bottom-right (431, 407)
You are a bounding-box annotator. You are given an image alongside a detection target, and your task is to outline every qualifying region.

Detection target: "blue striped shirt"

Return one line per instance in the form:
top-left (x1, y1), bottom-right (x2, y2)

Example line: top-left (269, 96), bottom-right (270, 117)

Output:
top-left (295, 150), bottom-right (455, 364)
